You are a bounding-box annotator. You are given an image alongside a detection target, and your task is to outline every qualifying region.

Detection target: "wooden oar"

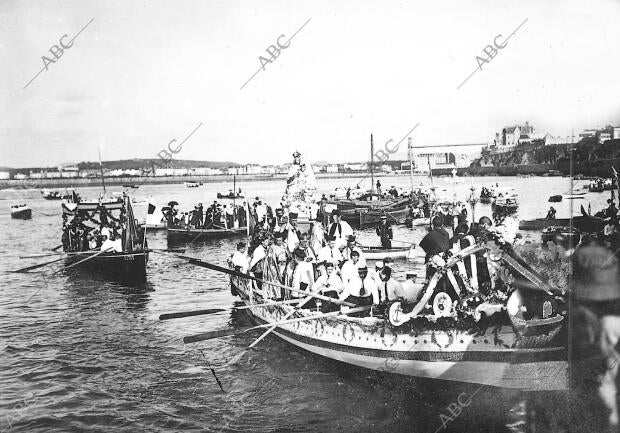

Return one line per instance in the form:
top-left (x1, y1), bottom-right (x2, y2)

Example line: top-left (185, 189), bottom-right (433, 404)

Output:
top-left (51, 247), bottom-right (113, 275)
top-left (51, 244), bottom-right (64, 252)
top-left (162, 253), bottom-right (355, 307)
top-left (20, 252), bottom-right (63, 259)
top-left (159, 308), bottom-right (227, 320)
top-left (12, 256), bottom-right (65, 273)
top-left (183, 305), bottom-right (371, 344)
top-left (159, 299), bottom-right (303, 321)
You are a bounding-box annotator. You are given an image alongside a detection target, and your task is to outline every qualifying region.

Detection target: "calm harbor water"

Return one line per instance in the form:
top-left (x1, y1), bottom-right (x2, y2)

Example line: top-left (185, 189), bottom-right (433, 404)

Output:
top-left (0, 175), bottom-right (602, 432)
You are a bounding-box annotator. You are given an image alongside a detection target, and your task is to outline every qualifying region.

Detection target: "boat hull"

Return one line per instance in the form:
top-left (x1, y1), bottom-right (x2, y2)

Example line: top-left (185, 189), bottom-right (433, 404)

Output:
top-left (230, 276), bottom-right (567, 391)
top-left (167, 227), bottom-right (247, 243)
top-left (11, 209), bottom-right (32, 219)
top-left (360, 246), bottom-right (414, 260)
top-left (519, 215), bottom-right (604, 232)
top-left (341, 208), bottom-right (410, 228)
top-left (64, 251), bottom-right (148, 281)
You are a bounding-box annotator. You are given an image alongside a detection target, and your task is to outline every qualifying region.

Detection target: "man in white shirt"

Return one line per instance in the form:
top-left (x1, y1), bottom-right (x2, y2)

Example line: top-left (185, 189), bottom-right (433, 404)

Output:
top-left (313, 261), bottom-right (343, 312)
top-left (327, 210), bottom-right (353, 248)
top-left (291, 248), bottom-right (315, 301)
top-left (379, 266), bottom-right (424, 303)
top-left (339, 266), bottom-right (379, 314)
top-left (317, 235), bottom-right (343, 264)
top-left (340, 250), bottom-right (366, 285)
top-left (342, 235), bottom-right (364, 262)
top-left (231, 242), bottom-right (250, 273)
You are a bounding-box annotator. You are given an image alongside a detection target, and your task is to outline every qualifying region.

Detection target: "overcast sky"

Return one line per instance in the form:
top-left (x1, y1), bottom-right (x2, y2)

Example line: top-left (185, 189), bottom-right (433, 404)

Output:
top-left (1, 0), bottom-right (619, 168)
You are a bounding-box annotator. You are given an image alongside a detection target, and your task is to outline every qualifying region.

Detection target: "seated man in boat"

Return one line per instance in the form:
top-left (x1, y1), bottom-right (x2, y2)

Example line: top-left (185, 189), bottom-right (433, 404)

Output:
top-left (313, 261), bottom-right (343, 312)
top-left (375, 214), bottom-right (393, 249)
top-left (419, 216), bottom-right (450, 264)
top-left (339, 265), bottom-right (379, 314)
top-left (100, 227), bottom-right (122, 253)
top-left (342, 235), bottom-right (363, 261)
top-left (231, 241), bottom-right (250, 273)
top-left (546, 206), bottom-right (556, 220)
top-left (327, 210), bottom-right (353, 248)
top-left (291, 248), bottom-right (316, 306)
top-left (340, 249), bottom-right (365, 284)
top-left (317, 235), bottom-right (343, 267)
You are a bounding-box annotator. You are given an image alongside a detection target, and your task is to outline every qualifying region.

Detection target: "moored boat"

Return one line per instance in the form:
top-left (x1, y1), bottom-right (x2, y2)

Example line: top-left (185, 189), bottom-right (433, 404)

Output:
top-left (217, 192), bottom-right (244, 199)
top-left (41, 189), bottom-right (76, 200)
top-left (519, 215), bottom-right (604, 232)
top-left (184, 182), bottom-right (202, 188)
top-left (358, 245), bottom-right (414, 260)
top-left (548, 195), bottom-right (562, 202)
top-left (10, 204), bottom-right (32, 220)
top-left (167, 226), bottom-right (247, 243)
top-left (340, 206), bottom-right (410, 228)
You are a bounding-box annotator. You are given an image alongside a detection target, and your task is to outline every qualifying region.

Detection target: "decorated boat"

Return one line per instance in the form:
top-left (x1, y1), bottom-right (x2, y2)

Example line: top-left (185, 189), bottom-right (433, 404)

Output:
top-left (166, 202), bottom-right (250, 244)
top-left (10, 204), bottom-right (32, 220)
top-left (221, 235), bottom-right (567, 390)
top-left (61, 194), bottom-right (148, 281)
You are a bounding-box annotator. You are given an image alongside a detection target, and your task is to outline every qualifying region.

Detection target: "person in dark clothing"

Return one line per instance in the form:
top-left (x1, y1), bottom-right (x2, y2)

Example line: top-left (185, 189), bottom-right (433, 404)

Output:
top-left (450, 222), bottom-right (470, 248)
top-left (458, 208), bottom-right (468, 225)
top-left (546, 207), bottom-right (556, 220)
top-left (419, 216), bottom-right (450, 263)
top-left (196, 203), bottom-right (203, 227)
top-left (375, 214), bottom-right (393, 249)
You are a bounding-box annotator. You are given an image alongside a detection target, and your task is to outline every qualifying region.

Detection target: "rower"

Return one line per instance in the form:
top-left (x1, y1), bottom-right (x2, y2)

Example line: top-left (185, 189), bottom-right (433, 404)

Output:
top-left (546, 206), bottom-right (556, 220)
top-left (378, 265), bottom-right (403, 303)
top-left (291, 248), bottom-right (316, 308)
top-left (313, 261), bottom-right (343, 312)
top-left (317, 235), bottom-right (343, 265)
top-left (327, 210), bottom-right (353, 248)
top-left (375, 214), bottom-right (393, 249)
top-left (340, 249), bottom-right (364, 284)
top-left (342, 235), bottom-right (363, 261)
top-left (339, 265), bottom-right (379, 315)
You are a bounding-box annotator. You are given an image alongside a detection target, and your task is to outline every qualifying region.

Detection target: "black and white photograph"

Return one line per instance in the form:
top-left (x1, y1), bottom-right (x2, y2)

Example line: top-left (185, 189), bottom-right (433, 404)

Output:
top-left (2, 0), bottom-right (620, 431)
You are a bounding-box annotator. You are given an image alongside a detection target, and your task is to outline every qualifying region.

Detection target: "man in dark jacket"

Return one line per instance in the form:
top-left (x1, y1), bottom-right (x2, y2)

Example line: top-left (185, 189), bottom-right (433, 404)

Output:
top-left (419, 216), bottom-right (450, 263)
top-left (375, 214), bottom-right (393, 249)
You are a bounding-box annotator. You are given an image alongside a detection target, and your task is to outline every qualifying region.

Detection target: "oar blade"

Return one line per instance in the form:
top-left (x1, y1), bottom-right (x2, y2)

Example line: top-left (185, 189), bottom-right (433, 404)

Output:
top-left (183, 327), bottom-right (252, 344)
top-left (12, 257), bottom-right (64, 273)
top-left (159, 308), bottom-right (226, 321)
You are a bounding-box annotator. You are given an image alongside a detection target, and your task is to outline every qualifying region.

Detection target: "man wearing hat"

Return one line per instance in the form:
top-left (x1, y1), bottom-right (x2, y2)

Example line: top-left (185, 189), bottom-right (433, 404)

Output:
top-left (291, 248), bottom-right (315, 304)
top-left (342, 234), bottom-right (364, 261)
top-left (375, 214), bottom-right (393, 249)
top-left (327, 209), bottom-right (353, 248)
top-left (339, 264), bottom-right (379, 314)
top-left (419, 215), bottom-right (450, 263)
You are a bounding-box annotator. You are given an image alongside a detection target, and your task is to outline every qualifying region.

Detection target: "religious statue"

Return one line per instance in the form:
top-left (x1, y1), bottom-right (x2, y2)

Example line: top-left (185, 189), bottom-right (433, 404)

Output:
top-left (283, 151), bottom-right (317, 216)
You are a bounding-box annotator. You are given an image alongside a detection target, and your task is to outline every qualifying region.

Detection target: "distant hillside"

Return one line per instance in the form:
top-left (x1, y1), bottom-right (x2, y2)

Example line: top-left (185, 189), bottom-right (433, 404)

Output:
top-left (76, 159), bottom-right (243, 170)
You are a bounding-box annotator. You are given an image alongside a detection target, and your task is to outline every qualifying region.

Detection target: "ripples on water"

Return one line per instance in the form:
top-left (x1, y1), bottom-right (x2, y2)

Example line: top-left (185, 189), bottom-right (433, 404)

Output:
top-left (0, 176), bottom-right (588, 432)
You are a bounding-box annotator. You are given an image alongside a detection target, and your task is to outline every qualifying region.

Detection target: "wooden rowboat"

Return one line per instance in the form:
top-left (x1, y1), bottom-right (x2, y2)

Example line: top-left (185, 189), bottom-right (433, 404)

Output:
top-left (341, 207), bottom-right (410, 228)
top-left (226, 240), bottom-right (567, 390)
top-left (64, 250), bottom-right (148, 281)
top-left (359, 245), bottom-right (415, 260)
top-left (10, 205), bottom-right (32, 220)
top-left (519, 215), bottom-right (604, 232)
top-left (167, 226), bottom-right (247, 243)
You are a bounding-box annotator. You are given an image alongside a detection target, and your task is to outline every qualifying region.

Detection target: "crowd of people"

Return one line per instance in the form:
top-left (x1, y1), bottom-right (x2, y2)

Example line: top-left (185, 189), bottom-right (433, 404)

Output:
top-left (229, 208), bottom-right (423, 315)
top-left (165, 201), bottom-right (247, 230)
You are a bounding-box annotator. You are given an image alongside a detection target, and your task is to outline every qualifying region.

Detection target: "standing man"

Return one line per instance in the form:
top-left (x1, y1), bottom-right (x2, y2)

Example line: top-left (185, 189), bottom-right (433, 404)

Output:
top-left (376, 180), bottom-right (382, 195)
top-left (419, 216), bottom-right (450, 263)
top-left (327, 210), bottom-right (353, 248)
top-left (375, 214), bottom-right (393, 249)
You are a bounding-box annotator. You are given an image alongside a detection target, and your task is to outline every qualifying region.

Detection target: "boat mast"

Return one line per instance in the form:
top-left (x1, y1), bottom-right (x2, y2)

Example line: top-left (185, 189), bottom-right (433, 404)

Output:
top-left (408, 137), bottom-right (415, 192)
top-left (98, 149), bottom-right (106, 194)
top-left (370, 134), bottom-right (375, 193)
top-left (233, 175), bottom-right (236, 207)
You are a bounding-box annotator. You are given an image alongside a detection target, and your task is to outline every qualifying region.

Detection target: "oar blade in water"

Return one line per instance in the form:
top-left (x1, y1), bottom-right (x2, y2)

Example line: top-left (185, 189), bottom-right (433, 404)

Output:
top-left (159, 308), bottom-right (226, 321)
top-left (12, 257), bottom-right (64, 273)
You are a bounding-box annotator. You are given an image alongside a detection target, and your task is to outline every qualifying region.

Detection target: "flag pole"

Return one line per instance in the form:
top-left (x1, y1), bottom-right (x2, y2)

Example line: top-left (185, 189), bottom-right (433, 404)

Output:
top-left (98, 149), bottom-right (106, 195)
